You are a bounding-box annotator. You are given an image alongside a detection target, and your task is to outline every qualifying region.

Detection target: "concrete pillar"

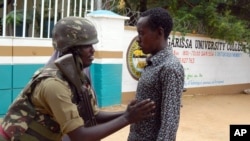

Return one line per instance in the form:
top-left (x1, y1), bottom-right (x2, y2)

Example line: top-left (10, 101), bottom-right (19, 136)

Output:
top-left (86, 10), bottom-right (129, 107)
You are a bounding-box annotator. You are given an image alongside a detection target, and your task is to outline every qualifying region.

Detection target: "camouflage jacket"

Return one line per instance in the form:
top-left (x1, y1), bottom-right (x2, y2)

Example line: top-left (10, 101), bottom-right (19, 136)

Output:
top-left (1, 67), bottom-right (63, 141)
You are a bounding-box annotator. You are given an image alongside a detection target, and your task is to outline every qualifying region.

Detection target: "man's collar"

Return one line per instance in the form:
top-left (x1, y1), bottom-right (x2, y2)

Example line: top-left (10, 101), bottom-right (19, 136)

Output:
top-left (145, 47), bottom-right (172, 66)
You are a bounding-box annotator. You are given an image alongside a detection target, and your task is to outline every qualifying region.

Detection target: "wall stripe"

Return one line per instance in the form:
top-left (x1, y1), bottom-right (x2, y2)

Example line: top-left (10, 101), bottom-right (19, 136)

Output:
top-left (0, 64), bottom-right (43, 116)
top-left (1, 46), bottom-right (123, 59)
top-left (0, 57), bottom-right (12, 64)
top-left (13, 57), bottom-right (50, 64)
top-left (94, 51), bottom-right (123, 59)
top-left (0, 47), bottom-right (12, 56)
top-left (13, 46), bottom-right (54, 56)
top-left (0, 65), bottom-right (12, 89)
top-left (0, 90), bottom-right (12, 116)
top-left (91, 63), bottom-right (122, 107)
top-left (13, 64), bottom-right (43, 88)
top-left (93, 58), bottom-right (123, 64)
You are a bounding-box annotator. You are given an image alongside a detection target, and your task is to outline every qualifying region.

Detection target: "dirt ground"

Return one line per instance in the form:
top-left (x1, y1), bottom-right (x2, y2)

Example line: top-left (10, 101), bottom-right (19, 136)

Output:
top-left (1, 93), bottom-right (250, 141)
top-left (101, 93), bottom-right (250, 141)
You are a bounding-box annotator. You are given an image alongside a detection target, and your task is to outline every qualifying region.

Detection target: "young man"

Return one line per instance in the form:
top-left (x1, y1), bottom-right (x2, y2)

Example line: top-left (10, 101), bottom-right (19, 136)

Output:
top-left (128, 7), bottom-right (185, 141)
top-left (0, 17), bottom-right (155, 141)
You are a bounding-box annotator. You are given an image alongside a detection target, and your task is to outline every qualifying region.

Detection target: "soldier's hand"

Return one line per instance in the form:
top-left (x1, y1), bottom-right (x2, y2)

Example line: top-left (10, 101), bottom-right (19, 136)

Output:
top-left (124, 99), bottom-right (155, 124)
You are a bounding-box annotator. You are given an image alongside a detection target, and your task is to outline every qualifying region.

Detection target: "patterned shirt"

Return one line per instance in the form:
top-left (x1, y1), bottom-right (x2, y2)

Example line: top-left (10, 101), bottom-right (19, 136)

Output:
top-left (128, 47), bottom-right (185, 141)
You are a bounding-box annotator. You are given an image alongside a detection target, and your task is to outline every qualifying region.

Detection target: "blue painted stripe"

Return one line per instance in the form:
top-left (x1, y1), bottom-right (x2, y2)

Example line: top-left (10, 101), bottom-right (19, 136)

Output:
top-left (90, 63), bottom-right (122, 107)
top-left (13, 88), bottom-right (23, 101)
top-left (13, 64), bottom-right (44, 88)
top-left (0, 64), bottom-right (44, 116)
top-left (0, 65), bottom-right (12, 89)
top-left (0, 89), bottom-right (12, 116)
top-left (0, 63), bottom-right (122, 116)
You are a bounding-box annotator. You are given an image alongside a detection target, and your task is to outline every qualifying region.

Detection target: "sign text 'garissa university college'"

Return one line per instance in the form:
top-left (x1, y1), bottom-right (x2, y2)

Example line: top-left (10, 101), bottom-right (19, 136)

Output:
top-left (126, 34), bottom-right (249, 89)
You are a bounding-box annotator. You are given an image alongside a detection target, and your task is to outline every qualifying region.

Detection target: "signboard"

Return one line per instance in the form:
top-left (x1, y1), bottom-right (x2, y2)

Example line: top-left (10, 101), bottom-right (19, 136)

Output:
top-left (126, 34), bottom-right (250, 88)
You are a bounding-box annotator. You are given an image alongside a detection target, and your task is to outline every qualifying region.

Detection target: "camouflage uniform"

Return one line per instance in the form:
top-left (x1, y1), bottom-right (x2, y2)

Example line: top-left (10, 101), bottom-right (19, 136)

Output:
top-left (0, 17), bottom-right (99, 141)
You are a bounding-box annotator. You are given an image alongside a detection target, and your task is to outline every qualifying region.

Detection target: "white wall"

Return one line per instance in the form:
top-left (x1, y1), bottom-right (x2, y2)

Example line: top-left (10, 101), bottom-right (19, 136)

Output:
top-left (122, 28), bottom-right (138, 92)
top-left (122, 28), bottom-right (250, 93)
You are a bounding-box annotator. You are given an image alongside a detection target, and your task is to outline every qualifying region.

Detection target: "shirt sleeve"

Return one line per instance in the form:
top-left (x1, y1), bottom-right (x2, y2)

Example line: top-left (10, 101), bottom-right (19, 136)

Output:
top-left (157, 67), bottom-right (184, 141)
top-left (32, 77), bottom-right (84, 134)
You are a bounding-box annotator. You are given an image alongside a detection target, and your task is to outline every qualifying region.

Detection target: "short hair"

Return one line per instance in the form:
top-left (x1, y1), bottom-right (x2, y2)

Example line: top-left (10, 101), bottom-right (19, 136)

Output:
top-left (140, 7), bottom-right (173, 39)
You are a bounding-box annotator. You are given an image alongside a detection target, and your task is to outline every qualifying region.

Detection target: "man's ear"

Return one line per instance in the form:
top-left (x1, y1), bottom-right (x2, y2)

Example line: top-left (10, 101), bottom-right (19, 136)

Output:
top-left (157, 27), bottom-right (164, 37)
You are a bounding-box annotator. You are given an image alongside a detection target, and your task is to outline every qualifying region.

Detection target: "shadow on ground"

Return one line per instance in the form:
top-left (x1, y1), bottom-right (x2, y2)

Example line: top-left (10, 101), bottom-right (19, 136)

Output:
top-left (102, 94), bottom-right (250, 141)
top-left (1, 94), bottom-right (249, 141)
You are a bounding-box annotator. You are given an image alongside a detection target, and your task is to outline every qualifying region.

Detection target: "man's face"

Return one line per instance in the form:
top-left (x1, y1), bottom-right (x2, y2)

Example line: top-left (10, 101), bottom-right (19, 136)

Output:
top-left (78, 45), bottom-right (95, 68)
top-left (136, 16), bottom-right (160, 55)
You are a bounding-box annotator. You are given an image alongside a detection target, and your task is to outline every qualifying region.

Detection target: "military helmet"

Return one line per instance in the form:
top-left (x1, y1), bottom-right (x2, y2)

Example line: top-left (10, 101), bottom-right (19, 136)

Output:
top-left (52, 16), bottom-right (98, 53)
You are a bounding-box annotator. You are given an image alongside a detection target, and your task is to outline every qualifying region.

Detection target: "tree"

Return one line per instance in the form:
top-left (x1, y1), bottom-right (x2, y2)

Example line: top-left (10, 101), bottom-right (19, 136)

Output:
top-left (111, 0), bottom-right (250, 54)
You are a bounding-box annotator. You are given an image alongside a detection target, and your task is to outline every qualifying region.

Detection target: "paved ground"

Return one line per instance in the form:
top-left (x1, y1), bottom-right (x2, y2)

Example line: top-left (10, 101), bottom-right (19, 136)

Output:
top-left (102, 93), bottom-right (250, 141)
top-left (1, 93), bottom-right (250, 141)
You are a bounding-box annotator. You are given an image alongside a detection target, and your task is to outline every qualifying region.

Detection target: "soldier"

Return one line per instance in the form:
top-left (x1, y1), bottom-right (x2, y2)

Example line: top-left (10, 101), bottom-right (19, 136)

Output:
top-left (0, 17), bottom-right (155, 141)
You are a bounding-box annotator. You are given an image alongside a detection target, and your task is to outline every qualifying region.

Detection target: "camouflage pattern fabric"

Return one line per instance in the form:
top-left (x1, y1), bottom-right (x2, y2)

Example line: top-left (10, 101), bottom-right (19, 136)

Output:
top-left (1, 65), bottom-right (98, 141)
top-left (52, 16), bottom-right (99, 54)
top-left (0, 68), bottom-right (62, 141)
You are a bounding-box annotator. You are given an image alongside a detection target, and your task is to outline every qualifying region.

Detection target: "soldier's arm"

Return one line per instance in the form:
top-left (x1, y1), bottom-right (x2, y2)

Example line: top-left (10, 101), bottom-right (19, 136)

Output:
top-left (95, 110), bottom-right (124, 124)
top-left (67, 99), bottom-right (155, 141)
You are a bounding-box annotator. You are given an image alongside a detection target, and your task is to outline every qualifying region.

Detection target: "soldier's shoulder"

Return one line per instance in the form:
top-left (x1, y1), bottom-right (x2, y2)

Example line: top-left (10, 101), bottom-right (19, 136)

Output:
top-left (42, 77), bottom-right (70, 89)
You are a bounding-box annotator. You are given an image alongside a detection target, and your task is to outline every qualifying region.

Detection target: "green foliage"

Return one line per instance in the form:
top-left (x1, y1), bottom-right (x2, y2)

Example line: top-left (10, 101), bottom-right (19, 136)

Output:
top-left (170, 1), bottom-right (250, 54)
top-left (5, 9), bottom-right (33, 26)
top-left (116, 0), bottom-right (250, 53)
top-left (172, 6), bottom-right (198, 35)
